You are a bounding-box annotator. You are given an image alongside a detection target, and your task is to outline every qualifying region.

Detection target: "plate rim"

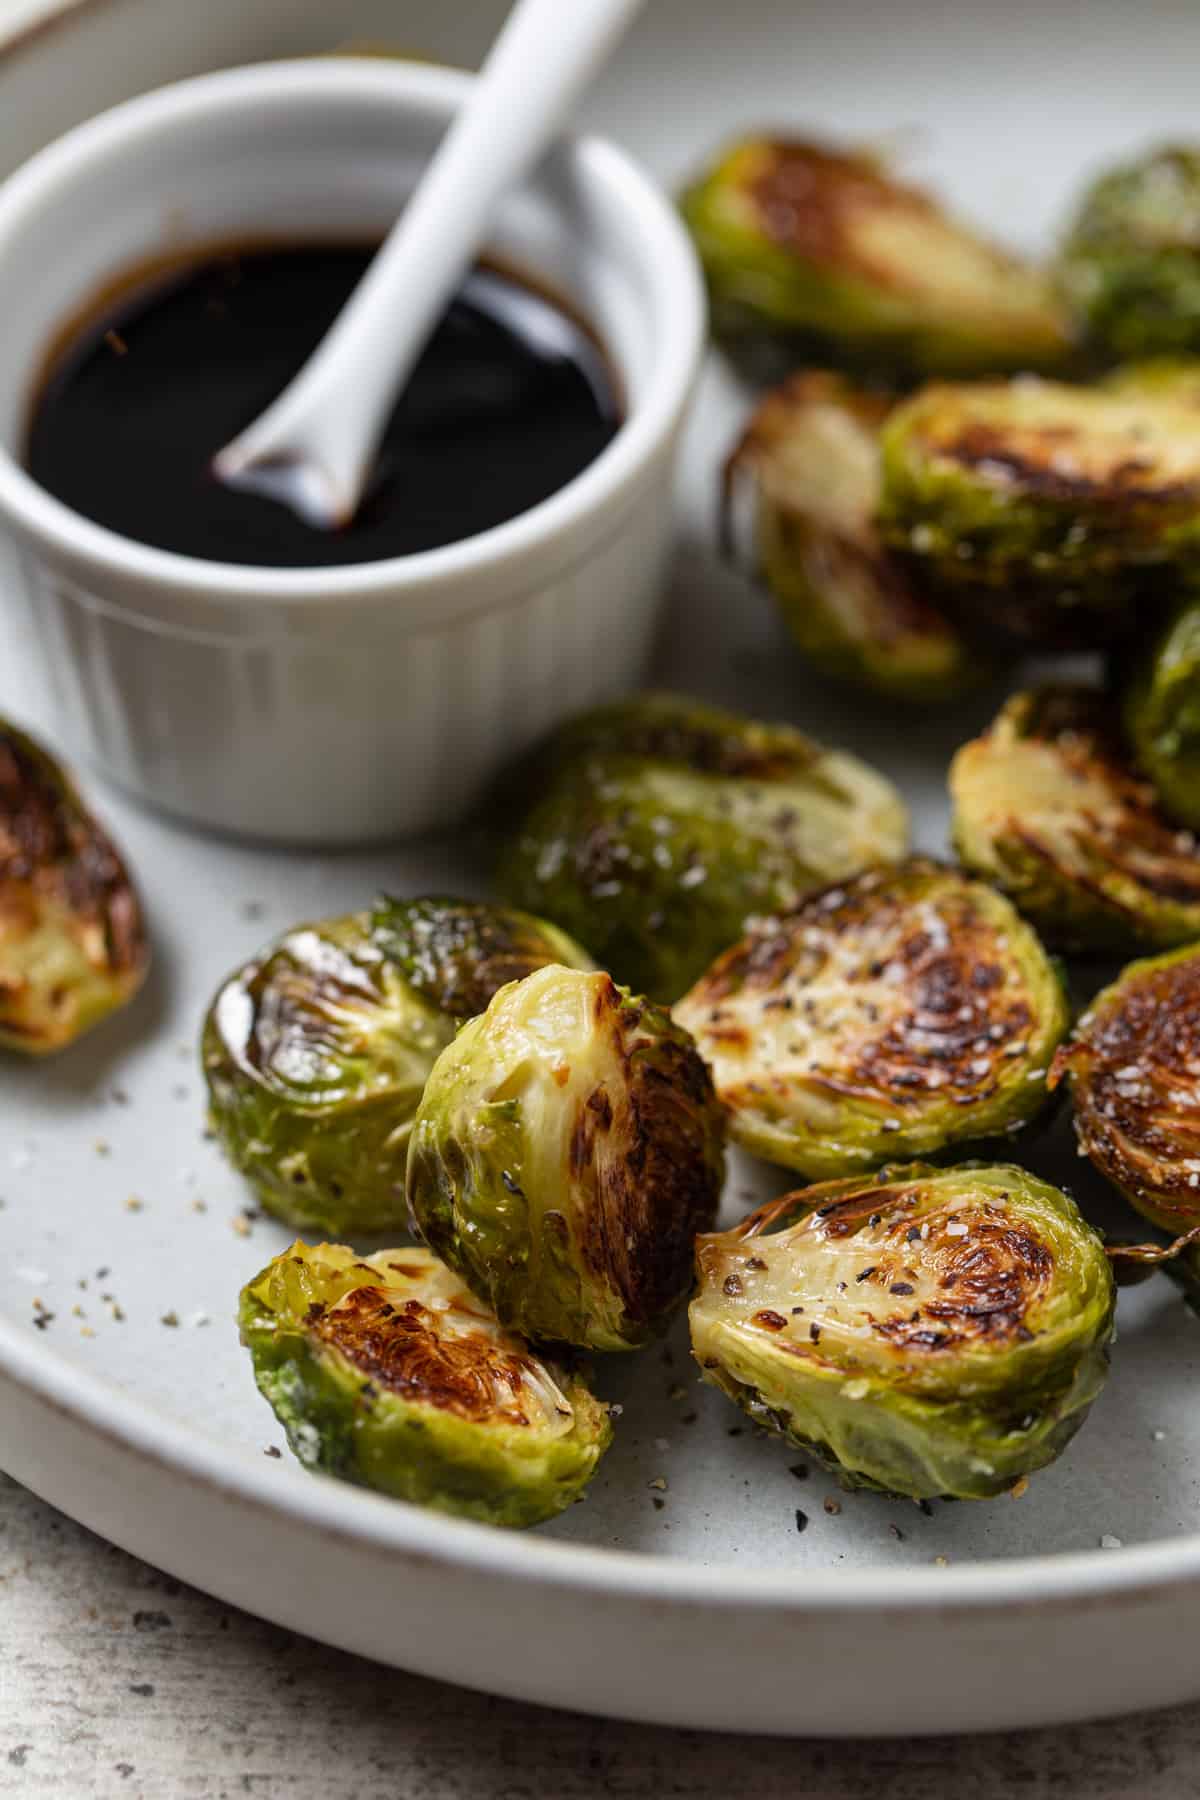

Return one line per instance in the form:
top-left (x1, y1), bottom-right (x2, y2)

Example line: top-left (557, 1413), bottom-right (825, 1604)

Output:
top-left (6, 1308), bottom-right (1200, 1613)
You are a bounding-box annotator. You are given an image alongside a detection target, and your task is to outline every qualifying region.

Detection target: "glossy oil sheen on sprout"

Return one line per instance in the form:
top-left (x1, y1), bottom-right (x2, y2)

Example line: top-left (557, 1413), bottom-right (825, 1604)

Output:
top-left (675, 861), bottom-right (1069, 1177)
top-left (690, 1164), bottom-right (1114, 1499)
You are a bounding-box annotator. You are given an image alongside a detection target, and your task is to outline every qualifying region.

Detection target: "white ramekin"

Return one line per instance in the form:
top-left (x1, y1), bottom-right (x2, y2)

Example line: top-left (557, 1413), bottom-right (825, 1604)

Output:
top-left (0, 59), bottom-right (704, 844)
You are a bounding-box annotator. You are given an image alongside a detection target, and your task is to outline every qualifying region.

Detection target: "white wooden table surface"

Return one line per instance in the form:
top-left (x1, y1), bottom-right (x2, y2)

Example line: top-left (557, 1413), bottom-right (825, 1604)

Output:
top-left (0, 1470), bottom-right (1194, 1798)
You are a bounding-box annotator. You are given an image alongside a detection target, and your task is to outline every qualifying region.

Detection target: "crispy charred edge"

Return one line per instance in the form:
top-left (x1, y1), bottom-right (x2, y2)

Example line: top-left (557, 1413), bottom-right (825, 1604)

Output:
top-left (923, 409), bottom-right (1200, 510)
top-left (1066, 146), bottom-right (1200, 252)
top-left (1051, 949), bottom-right (1200, 1227)
top-left (370, 894), bottom-right (572, 1020)
top-left (686, 858), bottom-right (1045, 1101)
top-left (0, 722), bottom-right (147, 984)
top-left (575, 976), bottom-right (723, 1328)
top-left (306, 1273), bottom-right (555, 1428)
top-left (212, 917), bottom-right (384, 1085)
top-left (704, 1166), bottom-right (1060, 1351)
top-left (976, 686), bottom-right (1200, 908)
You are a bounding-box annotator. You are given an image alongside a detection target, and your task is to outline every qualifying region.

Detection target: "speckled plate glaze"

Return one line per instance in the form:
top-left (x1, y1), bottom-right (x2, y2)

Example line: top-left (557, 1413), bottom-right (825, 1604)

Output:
top-left (4, 0), bottom-right (1200, 1737)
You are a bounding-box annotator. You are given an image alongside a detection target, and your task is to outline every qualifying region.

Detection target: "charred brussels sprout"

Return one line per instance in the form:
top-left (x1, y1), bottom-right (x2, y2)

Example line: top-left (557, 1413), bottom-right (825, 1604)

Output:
top-left (675, 861), bottom-right (1068, 1178)
top-left (725, 372), bottom-right (989, 702)
top-left (1050, 944), bottom-right (1200, 1235)
top-left (203, 899), bottom-right (593, 1234)
top-left (0, 719), bottom-right (147, 1054)
top-left (680, 136), bottom-right (1072, 381)
top-left (1124, 597), bottom-right (1200, 830)
top-left (951, 687), bottom-right (1200, 954)
top-left (878, 376), bottom-right (1200, 648)
top-left (1060, 147), bottom-right (1200, 361)
top-left (406, 964), bottom-right (726, 1351)
top-left (240, 1241), bottom-right (611, 1526)
top-left (691, 1164), bottom-right (1114, 1499)
top-left (496, 693), bottom-right (909, 1001)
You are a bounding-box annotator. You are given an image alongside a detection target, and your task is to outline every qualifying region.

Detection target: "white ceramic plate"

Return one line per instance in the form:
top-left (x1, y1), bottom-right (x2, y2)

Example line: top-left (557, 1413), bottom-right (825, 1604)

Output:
top-left (4, 0), bottom-right (1200, 1737)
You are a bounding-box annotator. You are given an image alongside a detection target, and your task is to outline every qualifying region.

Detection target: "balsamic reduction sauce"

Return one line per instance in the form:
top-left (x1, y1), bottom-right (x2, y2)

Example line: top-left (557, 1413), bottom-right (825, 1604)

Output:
top-left (25, 245), bottom-right (622, 568)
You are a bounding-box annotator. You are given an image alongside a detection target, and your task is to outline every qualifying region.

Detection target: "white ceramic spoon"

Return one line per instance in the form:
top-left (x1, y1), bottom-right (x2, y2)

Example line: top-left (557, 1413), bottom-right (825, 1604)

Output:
top-left (213, 0), bottom-right (647, 530)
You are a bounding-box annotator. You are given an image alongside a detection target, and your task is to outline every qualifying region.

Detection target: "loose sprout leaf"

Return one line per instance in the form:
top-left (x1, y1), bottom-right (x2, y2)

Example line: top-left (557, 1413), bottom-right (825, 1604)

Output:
top-left (951, 686), bottom-right (1200, 954)
top-left (239, 1241), bottom-right (611, 1528)
top-left (1060, 146), bottom-right (1200, 361)
top-left (690, 1164), bottom-right (1114, 1500)
top-left (496, 692), bottom-right (908, 1002)
top-left (0, 718), bottom-right (148, 1054)
top-left (878, 376), bottom-right (1200, 648)
top-left (675, 861), bottom-right (1069, 1178)
top-left (725, 372), bottom-right (992, 702)
top-left (406, 964), bottom-right (726, 1352)
top-left (369, 895), bottom-right (593, 1020)
top-left (680, 136), bottom-right (1072, 381)
top-left (1051, 943), bottom-right (1200, 1234)
top-left (1124, 596), bottom-right (1200, 831)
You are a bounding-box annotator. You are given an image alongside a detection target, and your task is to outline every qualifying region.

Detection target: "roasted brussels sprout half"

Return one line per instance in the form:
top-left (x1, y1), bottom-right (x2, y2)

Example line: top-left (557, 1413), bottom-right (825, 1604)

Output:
top-left (367, 895), bottom-right (592, 1018)
top-left (675, 861), bottom-right (1068, 1178)
top-left (680, 136), bottom-right (1072, 381)
top-left (240, 1241), bottom-right (612, 1526)
top-left (203, 898), bottom-right (593, 1235)
top-left (1124, 596), bottom-right (1200, 831)
top-left (0, 718), bottom-right (147, 1054)
top-left (1060, 146), bottom-right (1200, 361)
top-left (878, 376), bottom-right (1200, 648)
top-left (1050, 944), bottom-right (1200, 1235)
top-left (951, 686), bottom-right (1200, 954)
top-left (724, 372), bottom-right (989, 702)
top-left (407, 964), bottom-right (725, 1351)
top-left (691, 1164), bottom-right (1114, 1500)
top-left (496, 693), bottom-right (909, 1001)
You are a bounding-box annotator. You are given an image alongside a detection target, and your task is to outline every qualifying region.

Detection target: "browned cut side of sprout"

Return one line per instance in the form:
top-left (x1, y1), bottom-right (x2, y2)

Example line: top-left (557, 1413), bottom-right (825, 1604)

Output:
top-left (1051, 942), bottom-right (1200, 1234)
top-left (0, 719), bottom-right (148, 1053)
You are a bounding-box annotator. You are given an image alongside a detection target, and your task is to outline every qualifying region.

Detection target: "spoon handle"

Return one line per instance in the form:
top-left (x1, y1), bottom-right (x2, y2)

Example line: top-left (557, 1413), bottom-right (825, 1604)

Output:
top-left (216, 0), bottom-right (647, 526)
